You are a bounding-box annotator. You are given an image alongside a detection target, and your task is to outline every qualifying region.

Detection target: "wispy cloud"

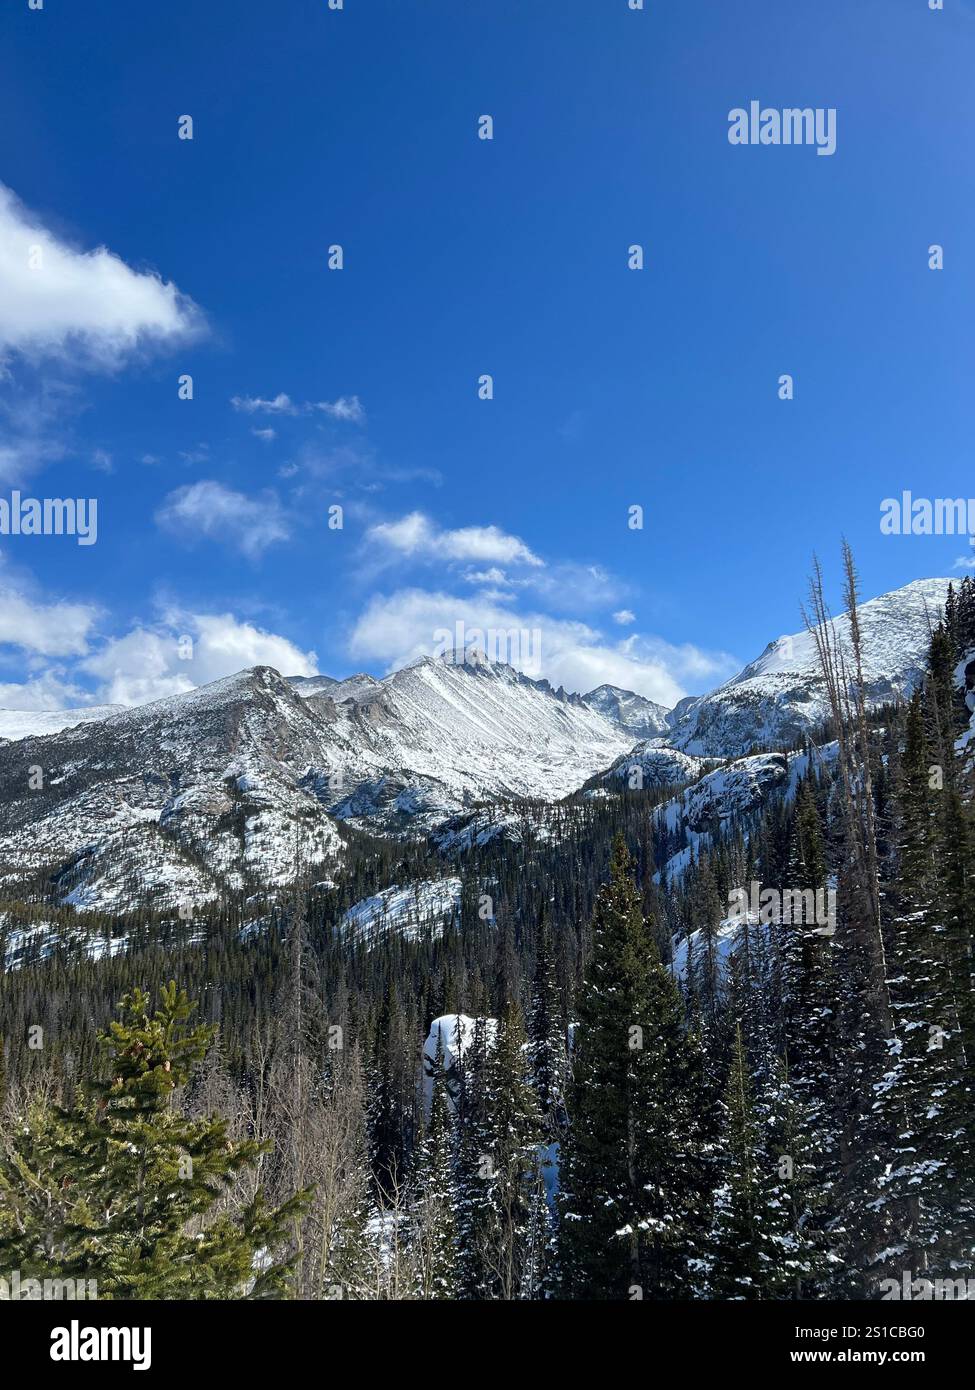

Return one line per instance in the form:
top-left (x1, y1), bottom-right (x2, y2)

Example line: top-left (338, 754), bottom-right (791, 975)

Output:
top-left (366, 511), bottom-right (544, 569)
top-left (231, 392), bottom-right (364, 422)
top-left (155, 480), bottom-right (290, 559)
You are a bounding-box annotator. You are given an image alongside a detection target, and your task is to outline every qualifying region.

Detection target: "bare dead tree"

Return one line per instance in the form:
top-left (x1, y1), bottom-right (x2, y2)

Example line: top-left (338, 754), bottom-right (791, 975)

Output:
top-left (803, 549), bottom-right (891, 1036)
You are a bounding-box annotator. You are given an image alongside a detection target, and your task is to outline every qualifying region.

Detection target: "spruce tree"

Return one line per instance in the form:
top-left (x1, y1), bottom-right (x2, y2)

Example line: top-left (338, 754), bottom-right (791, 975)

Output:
top-left (559, 836), bottom-right (709, 1299)
top-left (529, 906), bottom-right (568, 1138)
top-left (483, 1000), bottom-right (545, 1299)
top-left (0, 983), bottom-right (307, 1299)
top-left (412, 1033), bottom-right (459, 1299)
top-left (707, 1024), bottom-right (790, 1299)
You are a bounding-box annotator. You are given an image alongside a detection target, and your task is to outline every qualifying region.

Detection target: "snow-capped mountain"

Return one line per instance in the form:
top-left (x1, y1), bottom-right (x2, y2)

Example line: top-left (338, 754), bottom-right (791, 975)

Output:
top-left (666, 578), bottom-right (953, 757)
top-left (0, 653), bottom-right (631, 911)
top-left (581, 684), bottom-right (672, 739)
top-left (303, 650), bottom-right (632, 830)
top-left (0, 577), bottom-right (955, 915)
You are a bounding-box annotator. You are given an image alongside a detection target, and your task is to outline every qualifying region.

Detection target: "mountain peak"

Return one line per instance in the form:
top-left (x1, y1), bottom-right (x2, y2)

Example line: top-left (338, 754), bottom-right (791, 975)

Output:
top-left (669, 575), bottom-right (955, 757)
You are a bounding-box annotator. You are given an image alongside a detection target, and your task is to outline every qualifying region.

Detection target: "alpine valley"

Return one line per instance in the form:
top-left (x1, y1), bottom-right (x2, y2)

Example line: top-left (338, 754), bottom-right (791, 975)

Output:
top-left (2, 566), bottom-right (974, 1305)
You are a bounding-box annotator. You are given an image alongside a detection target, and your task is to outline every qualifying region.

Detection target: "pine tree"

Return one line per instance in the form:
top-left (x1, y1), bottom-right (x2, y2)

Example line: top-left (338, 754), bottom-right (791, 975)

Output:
top-left (482, 1000), bottom-right (545, 1299)
top-left (0, 983), bottom-right (307, 1299)
top-left (412, 1032), bottom-right (459, 1299)
top-left (453, 1016), bottom-right (496, 1298)
top-left (763, 1055), bottom-right (833, 1297)
top-left (529, 906), bottom-right (568, 1138)
top-left (707, 1024), bottom-right (793, 1299)
top-left (869, 690), bottom-right (975, 1286)
top-left (559, 836), bottom-right (709, 1299)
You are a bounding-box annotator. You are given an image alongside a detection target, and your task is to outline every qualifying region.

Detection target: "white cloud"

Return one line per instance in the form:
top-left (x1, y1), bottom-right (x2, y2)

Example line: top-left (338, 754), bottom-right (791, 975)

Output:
top-left (0, 384), bottom-right (73, 485)
top-left (0, 182), bottom-right (202, 367)
top-left (231, 392), bottom-right (298, 415)
top-left (82, 610), bottom-right (317, 706)
top-left (367, 511), bottom-right (543, 569)
top-left (155, 480), bottom-right (289, 558)
top-left (314, 395), bottom-right (364, 422)
top-left (0, 586), bottom-right (98, 657)
top-left (348, 587), bottom-right (737, 706)
top-left (81, 627), bottom-right (193, 707)
top-left (613, 609), bottom-right (636, 626)
top-left (0, 670), bottom-right (91, 711)
top-left (463, 567), bottom-right (512, 587)
top-left (251, 427), bottom-right (276, 442)
top-left (178, 444), bottom-right (210, 465)
top-left (232, 392), bottom-right (364, 422)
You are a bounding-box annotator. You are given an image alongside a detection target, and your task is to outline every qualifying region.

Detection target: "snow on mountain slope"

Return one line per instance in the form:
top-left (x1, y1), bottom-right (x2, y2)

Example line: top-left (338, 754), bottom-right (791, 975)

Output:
top-left (0, 667), bottom-right (347, 912)
top-left (422, 1013), bottom-right (498, 1109)
top-left (595, 742), bottom-right (706, 791)
top-left (286, 674), bottom-right (338, 697)
top-left (957, 651), bottom-right (975, 773)
top-left (0, 704), bottom-right (124, 743)
top-left (654, 744), bottom-right (840, 884)
top-left (311, 651), bottom-right (633, 831)
top-left (0, 577), bottom-right (951, 915)
top-left (669, 914), bottom-right (748, 980)
top-left (582, 684), bottom-right (671, 739)
top-left (668, 578), bottom-right (953, 757)
top-left (341, 877), bottom-right (465, 946)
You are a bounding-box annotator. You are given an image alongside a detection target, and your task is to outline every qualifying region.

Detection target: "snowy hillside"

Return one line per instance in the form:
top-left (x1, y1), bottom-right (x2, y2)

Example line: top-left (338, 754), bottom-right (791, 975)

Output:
top-left (0, 703), bottom-right (124, 742)
top-left (0, 667), bottom-right (347, 913)
top-left (595, 743), bottom-right (706, 791)
top-left (422, 1013), bottom-right (498, 1110)
top-left (653, 744), bottom-right (839, 884)
top-left (341, 877), bottom-right (465, 946)
top-left (667, 578), bottom-right (953, 757)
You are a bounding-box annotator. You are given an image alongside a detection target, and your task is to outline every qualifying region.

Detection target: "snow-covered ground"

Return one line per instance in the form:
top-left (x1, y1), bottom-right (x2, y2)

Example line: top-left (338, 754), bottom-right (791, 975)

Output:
top-left (341, 877), bottom-right (466, 946)
top-left (654, 744), bottom-right (839, 884)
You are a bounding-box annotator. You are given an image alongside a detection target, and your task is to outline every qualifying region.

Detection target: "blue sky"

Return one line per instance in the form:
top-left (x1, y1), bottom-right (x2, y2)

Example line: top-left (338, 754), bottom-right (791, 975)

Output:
top-left (0, 0), bottom-right (973, 710)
